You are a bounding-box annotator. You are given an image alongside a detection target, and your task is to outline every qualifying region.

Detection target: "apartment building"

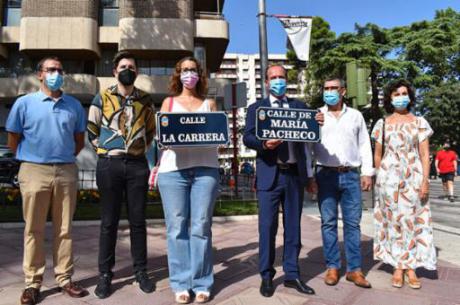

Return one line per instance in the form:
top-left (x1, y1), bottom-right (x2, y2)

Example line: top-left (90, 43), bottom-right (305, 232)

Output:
top-left (213, 53), bottom-right (304, 162)
top-left (0, 0), bottom-right (230, 171)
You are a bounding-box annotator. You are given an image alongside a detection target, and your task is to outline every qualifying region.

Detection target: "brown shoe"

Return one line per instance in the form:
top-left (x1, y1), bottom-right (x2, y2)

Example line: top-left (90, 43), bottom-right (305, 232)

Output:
top-left (324, 268), bottom-right (340, 286)
top-left (392, 269), bottom-right (404, 288)
top-left (60, 281), bottom-right (87, 298)
top-left (405, 270), bottom-right (421, 289)
top-left (20, 288), bottom-right (40, 305)
top-left (346, 271), bottom-right (372, 288)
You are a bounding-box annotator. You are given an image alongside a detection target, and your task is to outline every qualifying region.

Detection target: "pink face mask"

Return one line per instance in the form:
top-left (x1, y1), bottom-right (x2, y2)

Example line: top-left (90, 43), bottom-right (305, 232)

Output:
top-left (180, 71), bottom-right (199, 89)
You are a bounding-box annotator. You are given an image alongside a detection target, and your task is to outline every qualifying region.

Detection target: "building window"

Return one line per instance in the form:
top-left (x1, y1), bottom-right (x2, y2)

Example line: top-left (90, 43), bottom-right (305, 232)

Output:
top-left (99, 0), bottom-right (119, 26)
top-left (138, 60), bottom-right (175, 76)
top-left (194, 44), bottom-right (207, 73)
top-left (3, 0), bottom-right (22, 26)
top-left (96, 49), bottom-right (117, 77)
top-left (0, 50), bottom-right (33, 77)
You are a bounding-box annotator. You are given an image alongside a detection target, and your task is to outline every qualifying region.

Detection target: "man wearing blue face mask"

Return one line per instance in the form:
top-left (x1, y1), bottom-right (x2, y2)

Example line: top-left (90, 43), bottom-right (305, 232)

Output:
top-left (244, 65), bottom-right (324, 298)
top-left (6, 56), bottom-right (88, 305)
top-left (313, 77), bottom-right (373, 289)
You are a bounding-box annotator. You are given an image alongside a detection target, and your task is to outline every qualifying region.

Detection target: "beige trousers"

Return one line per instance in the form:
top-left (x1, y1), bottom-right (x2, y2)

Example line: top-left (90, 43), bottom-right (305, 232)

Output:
top-left (19, 162), bottom-right (78, 289)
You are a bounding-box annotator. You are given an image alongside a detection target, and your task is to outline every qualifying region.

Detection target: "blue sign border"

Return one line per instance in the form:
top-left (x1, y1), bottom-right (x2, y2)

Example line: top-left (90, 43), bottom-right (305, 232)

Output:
top-left (156, 111), bottom-right (230, 148)
top-left (255, 107), bottom-right (321, 143)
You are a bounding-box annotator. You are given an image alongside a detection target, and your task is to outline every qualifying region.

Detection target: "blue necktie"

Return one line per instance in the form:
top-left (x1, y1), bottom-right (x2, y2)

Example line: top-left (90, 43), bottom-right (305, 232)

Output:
top-left (278, 142), bottom-right (289, 163)
top-left (273, 99), bottom-right (289, 162)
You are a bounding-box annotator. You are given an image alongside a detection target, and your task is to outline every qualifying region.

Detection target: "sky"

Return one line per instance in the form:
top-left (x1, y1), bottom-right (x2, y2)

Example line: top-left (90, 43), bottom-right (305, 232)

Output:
top-left (224, 0), bottom-right (460, 55)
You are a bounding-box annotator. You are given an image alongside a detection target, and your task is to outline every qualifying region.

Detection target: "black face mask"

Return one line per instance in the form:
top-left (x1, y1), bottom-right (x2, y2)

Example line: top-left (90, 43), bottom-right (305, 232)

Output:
top-left (118, 69), bottom-right (137, 86)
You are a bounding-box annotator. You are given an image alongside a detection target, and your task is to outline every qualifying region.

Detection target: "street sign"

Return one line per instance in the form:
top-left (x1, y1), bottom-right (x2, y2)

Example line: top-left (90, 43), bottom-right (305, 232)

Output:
top-left (255, 107), bottom-right (320, 142)
top-left (156, 112), bottom-right (230, 148)
top-left (224, 82), bottom-right (247, 110)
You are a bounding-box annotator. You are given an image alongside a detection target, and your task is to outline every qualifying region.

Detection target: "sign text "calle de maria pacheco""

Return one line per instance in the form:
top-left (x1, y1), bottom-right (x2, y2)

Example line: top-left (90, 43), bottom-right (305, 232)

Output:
top-left (256, 107), bottom-right (320, 142)
top-left (156, 112), bottom-right (230, 147)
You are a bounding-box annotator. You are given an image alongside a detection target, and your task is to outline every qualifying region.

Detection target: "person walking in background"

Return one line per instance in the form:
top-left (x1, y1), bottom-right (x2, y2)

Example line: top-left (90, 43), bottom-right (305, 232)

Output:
top-left (243, 64), bottom-right (323, 298)
top-left (6, 56), bottom-right (88, 305)
top-left (435, 142), bottom-right (457, 202)
top-left (314, 77), bottom-right (373, 289)
top-left (372, 79), bottom-right (436, 289)
top-left (157, 56), bottom-right (219, 304)
top-left (87, 51), bottom-right (155, 299)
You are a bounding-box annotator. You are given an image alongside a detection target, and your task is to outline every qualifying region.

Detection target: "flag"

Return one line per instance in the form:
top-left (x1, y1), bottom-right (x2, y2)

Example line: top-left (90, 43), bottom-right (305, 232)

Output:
top-left (276, 16), bottom-right (313, 61)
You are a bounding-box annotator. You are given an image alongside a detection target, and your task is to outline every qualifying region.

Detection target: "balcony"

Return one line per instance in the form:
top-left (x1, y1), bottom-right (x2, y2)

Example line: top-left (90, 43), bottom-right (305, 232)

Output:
top-left (194, 16), bottom-right (229, 73)
top-left (119, 17), bottom-right (194, 58)
top-left (18, 0), bottom-right (100, 57)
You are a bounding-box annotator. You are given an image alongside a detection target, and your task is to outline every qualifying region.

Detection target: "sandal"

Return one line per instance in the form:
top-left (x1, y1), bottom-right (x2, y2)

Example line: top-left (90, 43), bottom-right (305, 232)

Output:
top-left (392, 269), bottom-right (404, 288)
top-left (405, 270), bottom-right (421, 289)
top-left (175, 291), bottom-right (191, 304)
top-left (195, 291), bottom-right (211, 303)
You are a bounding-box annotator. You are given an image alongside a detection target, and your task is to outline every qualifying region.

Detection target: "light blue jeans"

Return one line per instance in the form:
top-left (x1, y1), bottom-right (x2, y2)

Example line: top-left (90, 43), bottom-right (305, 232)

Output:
top-left (158, 167), bottom-right (219, 293)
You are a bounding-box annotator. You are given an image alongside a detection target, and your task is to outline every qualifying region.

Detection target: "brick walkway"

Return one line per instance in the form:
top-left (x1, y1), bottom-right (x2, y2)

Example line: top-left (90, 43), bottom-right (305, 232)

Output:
top-left (1, 216), bottom-right (459, 305)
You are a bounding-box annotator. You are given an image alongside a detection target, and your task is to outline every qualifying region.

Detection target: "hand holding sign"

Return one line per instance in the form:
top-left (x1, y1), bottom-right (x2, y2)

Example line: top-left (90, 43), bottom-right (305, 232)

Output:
top-left (263, 139), bottom-right (283, 150)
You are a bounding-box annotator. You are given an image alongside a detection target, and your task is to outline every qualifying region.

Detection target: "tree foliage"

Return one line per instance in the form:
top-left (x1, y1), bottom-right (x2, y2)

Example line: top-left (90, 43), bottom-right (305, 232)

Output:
top-left (287, 8), bottom-right (460, 145)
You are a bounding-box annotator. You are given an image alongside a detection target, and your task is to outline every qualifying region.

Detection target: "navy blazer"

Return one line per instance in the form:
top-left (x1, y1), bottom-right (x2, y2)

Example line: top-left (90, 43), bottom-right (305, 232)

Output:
top-left (243, 97), bottom-right (309, 191)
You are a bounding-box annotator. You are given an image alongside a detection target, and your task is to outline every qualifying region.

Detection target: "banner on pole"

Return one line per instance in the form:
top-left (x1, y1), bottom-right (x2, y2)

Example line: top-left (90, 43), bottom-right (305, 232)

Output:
top-left (276, 16), bottom-right (313, 62)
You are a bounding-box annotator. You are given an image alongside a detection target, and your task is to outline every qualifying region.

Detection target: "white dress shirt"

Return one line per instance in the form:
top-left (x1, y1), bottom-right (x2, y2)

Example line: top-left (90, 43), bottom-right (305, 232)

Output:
top-left (313, 104), bottom-right (374, 176)
top-left (269, 95), bottom-right (313, 177)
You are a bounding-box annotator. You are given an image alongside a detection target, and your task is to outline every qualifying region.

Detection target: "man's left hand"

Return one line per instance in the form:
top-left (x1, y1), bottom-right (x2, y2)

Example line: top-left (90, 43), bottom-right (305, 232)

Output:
top-left (361, 176), bottom-right (372, 191)
top-left (315, 112), bottom-right (325, 126)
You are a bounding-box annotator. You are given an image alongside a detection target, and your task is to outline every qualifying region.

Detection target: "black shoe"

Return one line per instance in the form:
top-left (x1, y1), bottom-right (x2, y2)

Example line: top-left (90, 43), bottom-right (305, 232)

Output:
top-left (135, 271), bottom-right (154, 293)
top-left (284, 279), bottom-right (315, 295)
top-left (449, 196), bottom-right (455, 202)
top-left (94, 273), bottom-right (112, 299)
top-left (259, 278), bottom-right (274, 297)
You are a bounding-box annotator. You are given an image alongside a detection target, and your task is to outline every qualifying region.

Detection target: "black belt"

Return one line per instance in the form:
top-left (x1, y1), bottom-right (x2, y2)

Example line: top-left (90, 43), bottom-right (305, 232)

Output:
top-left (277, 163), bottom-right (298, 175)
top-left (22, 161), bottom-right (74, 166)
top-left (99, 154), bottom-right (145, 160)
top-left (317, 165), bottom-right (358, 173)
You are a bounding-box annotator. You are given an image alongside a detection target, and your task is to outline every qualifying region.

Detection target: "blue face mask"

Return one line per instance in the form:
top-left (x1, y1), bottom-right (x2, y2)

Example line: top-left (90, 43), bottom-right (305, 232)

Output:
top-left (323, 90), bottom-right (340, 106)
top-left (45, 72), bottom-right (64, 91)
top-left (269, 78), bottom-right (287, 97)
top-left (391, 95), bottom-right (410, 110)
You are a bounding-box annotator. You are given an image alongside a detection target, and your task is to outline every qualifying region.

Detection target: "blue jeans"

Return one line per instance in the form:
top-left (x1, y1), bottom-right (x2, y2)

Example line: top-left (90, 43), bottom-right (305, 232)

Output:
top-left (316, 168), bottom-right (362, 272)
top-left (158, 167), bottom-right (219, 293)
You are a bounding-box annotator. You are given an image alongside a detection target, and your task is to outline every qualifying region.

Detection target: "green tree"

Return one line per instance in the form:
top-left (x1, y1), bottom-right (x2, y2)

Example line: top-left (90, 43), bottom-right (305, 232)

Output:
top-left (418, 82), bottom-right (460, 147)
top-left (391, 8), bottom-right (460, 89)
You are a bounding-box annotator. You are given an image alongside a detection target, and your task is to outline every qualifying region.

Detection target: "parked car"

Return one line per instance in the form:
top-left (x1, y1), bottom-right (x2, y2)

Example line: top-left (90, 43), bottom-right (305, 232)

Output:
top-left (0, 145), bottom-right (20, 188)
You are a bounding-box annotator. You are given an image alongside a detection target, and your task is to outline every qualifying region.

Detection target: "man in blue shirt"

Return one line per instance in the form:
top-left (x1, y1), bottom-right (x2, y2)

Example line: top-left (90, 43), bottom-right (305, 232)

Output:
top-left (6, 56), bottom-right (88, 305)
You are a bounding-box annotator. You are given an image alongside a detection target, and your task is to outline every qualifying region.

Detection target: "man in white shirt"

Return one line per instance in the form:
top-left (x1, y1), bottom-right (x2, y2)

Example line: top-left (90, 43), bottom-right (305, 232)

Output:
top-left (313, 78), bottom-right (373, 288)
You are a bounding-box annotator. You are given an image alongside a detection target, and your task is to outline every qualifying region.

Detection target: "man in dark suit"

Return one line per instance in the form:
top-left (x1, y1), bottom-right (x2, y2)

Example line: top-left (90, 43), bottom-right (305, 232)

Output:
top-left (243, 64), bottom-right (322, 297)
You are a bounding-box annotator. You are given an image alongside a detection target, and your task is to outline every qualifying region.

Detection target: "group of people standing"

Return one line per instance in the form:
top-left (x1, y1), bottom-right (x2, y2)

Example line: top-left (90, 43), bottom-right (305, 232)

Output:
top-left (244, 69), bottom-right (437, 296)
top-left (6, 52), bottom-right (438, 305)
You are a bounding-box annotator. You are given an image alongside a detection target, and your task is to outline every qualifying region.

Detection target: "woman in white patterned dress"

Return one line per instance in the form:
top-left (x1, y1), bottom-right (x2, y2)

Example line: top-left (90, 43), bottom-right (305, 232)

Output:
top-left (371, 79), bottom-right (436, 289)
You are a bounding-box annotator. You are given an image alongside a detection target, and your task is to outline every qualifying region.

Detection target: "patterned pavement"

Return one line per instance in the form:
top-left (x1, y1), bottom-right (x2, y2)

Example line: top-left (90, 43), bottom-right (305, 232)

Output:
top-left (1, 213), bottom-right (460, 305)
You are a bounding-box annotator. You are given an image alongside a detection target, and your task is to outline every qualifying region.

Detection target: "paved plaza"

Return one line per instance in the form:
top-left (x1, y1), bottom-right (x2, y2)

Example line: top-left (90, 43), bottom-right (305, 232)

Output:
top-left (1, 210), bottom-right (460, 305)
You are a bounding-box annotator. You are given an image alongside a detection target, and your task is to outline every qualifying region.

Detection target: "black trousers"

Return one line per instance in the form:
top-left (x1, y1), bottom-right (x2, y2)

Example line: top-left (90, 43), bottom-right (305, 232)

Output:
top-left (96, 156), bottom-right (150, 274)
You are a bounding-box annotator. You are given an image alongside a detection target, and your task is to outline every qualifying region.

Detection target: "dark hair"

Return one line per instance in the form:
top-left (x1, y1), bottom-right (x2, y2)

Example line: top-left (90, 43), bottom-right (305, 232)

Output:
top-left (265, 64), bottom-right (287, 79)
top-left (169, 56), bottom-right (208, 98)
top-left (112, 51), bottom-right (137, 70)
top-left (383, 79), bottom-right (416, 113)
top-left (324, 77), bottom-right (346, 88)
top-left (36, 56), bottom-right (61, 72)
